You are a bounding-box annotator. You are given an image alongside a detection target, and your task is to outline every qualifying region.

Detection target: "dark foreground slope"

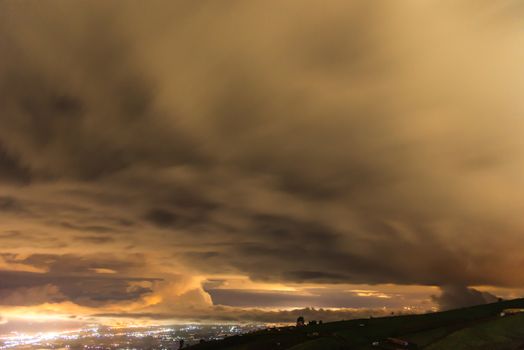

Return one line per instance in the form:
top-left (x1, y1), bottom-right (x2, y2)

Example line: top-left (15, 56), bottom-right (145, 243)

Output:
top-left (189, 298), bottom-right (524, 350)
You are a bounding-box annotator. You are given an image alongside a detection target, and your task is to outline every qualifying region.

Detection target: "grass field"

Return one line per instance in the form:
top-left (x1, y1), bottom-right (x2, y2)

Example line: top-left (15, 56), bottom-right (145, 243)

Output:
top-left (188, 298), bottom-right (524, 349)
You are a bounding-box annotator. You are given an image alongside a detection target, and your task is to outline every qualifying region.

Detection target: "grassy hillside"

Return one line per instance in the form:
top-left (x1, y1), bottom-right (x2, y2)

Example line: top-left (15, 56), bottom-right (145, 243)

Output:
top-left (189, 298), bottom-right (524, 350)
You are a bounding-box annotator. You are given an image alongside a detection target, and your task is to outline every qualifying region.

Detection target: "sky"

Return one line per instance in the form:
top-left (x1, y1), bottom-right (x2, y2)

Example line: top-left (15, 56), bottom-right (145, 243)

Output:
top-left (1, 0), bottom-right (524, 331)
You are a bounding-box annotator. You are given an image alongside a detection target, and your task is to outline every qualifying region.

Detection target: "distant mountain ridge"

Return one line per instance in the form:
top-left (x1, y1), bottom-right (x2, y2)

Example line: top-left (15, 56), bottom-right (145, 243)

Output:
top-left (189, 298), bottom-right (524, 349)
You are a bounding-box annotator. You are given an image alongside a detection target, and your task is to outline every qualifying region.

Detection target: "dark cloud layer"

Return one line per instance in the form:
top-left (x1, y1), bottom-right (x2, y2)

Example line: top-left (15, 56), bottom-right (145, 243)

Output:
top-left (206, 288), bottom-right (407, 309)
top-left (0, 270), bottom-right (156, 306)
top-left (94, 306), bottom-right (396, 324)
top-left (0, 143), bottom-right (32, 184)
top-left (0, 0), bottom-right (523, 321)
top-left (0, 254), bottom-right (160, 307)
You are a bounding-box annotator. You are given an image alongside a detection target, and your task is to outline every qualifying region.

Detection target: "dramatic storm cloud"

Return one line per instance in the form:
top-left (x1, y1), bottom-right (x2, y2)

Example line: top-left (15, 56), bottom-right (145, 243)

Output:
top-left (432, 286), bottom-right (499, 311)
top-left (1, 0), bottom-right (524, 325)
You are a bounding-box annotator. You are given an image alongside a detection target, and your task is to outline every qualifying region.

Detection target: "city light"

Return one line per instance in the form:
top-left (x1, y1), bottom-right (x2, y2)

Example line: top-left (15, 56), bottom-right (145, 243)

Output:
top-left (0, 324), bottom-right (265, 349)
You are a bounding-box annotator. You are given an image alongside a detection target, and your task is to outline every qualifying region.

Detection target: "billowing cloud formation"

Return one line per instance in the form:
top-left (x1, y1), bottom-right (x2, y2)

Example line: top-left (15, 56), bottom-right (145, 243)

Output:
top-left (0, 0), bottom-right (524, 323)
top-left (432, 286), bottom-right (499, 311)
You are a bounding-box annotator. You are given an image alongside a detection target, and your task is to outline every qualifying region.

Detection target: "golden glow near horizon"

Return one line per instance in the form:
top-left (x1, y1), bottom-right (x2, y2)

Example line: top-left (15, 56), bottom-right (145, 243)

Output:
top-left (1, 0), bottom-right (524, 330)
